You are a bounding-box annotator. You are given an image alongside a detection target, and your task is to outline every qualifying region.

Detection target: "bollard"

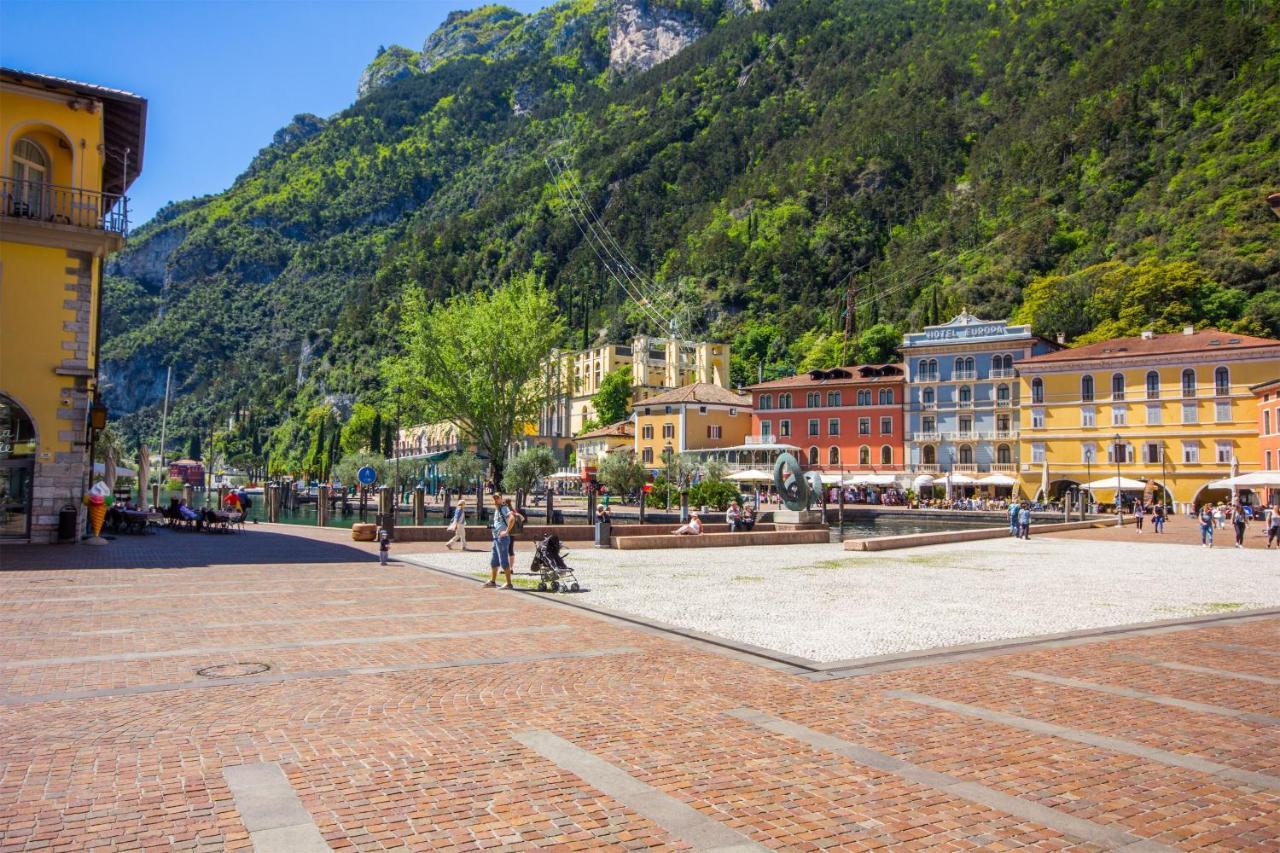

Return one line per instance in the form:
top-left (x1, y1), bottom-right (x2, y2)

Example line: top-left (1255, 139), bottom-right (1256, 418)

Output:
top-left (378, 486), bottom-right (395, 538)
top-left (442, 489), bottom-right (452, 523)
top-left (545, 488), bottom-right (554, 524)
top-left (586, 490), bottom-right (596, 528)
top-left (413, 487), bottom-right (425, 526)
top-left (679, 491), bottom-right (689, 523)
top-left (317, 485), bottom-right (329, 526)
top-left (151, 483), bottom-right (160, 511)
top-left (182, 483), bottom-right (194, 510)
top-left (837, 485), bottom-right (845, 538)
top-left (475, 481), bottom-right (486, 523)
top-left (638, 494), bottom-right (646, 526)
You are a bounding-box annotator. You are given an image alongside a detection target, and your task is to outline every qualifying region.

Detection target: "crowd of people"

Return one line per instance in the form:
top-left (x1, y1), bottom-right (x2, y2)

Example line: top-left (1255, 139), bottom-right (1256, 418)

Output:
top-left (1193, 500), bottom-right (1280, 548)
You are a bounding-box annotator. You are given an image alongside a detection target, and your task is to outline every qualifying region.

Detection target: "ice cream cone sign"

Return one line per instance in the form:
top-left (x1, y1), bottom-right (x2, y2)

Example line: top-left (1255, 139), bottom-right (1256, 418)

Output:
top-left (82, 480), bottom-right (114, 541)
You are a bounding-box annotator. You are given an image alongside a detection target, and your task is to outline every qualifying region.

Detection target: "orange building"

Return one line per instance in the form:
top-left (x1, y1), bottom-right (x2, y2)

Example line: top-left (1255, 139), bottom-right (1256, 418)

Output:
top-left (1253, 378), bottom-right (1280, 507)
top-left (632, 383), bottom-right (752, 469)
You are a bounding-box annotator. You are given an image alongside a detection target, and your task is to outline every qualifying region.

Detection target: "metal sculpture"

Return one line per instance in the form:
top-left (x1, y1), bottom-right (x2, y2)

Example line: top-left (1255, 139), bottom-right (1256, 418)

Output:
top-left (773, 452), bottom-right (808, 511)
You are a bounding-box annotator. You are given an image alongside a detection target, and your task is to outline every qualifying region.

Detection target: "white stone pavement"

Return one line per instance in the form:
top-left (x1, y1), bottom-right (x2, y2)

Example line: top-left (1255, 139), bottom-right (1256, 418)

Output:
top-left (405, 537), bottom-right (1280, 663)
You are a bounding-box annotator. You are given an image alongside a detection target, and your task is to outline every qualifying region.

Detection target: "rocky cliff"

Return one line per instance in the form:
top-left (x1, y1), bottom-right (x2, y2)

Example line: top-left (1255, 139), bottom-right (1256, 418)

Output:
top-left (608, 0), bottom-right (707, 74)
top-left (357, 46), bottom-right (422, 99)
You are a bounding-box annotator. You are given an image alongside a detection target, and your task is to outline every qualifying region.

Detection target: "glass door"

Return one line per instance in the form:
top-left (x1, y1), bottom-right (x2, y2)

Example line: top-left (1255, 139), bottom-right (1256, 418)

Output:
top-left (0, 460), bottom-right (33, 539)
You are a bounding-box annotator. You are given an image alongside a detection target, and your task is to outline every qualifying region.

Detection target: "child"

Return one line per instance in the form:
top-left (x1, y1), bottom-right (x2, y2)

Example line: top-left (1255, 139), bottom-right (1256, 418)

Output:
top-left (377, 525), bottom-right (391, 565)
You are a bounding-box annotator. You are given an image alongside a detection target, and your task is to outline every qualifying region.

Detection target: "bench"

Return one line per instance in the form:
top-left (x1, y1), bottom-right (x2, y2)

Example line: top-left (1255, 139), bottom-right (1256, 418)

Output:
top-left (611, 530), bottom-right (829, 550)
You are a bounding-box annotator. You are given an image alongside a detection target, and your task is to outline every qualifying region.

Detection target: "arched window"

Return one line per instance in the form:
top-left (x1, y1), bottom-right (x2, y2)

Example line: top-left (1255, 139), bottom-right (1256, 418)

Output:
top-left (1031, 378), bottom-right (1044, 404)
top-left (958, 445), bottom-right (974, 464)
top-left (826, 391), bottom-right (840, 407)
top-left (996, 384), bottom-right (1010, 405)
top-left (964, 357), bottom-right (975, 374)
top-left (878, 388), bottom-right (893, 405)
top-left (1146, 371), bottom-right (1160, 399)
top-left (1182, 369), bottom-right (1196, 398)
top-left (779, 393), bottom-right (792, 409)
top-left (930, 359), bottom-right (940, 380)
top-left (859, 446), bottom-right (870, 465)
top-left (808, 446), bottom-right (818, 466)
top-left (828, 446), bottom-right (840, 465)
top-left (922, 445), bottom-right (936, 464)
top-left (922, 387), bottom-right (935, 406)
top-left (1081, 375), bottom-right (1094, 402)
top-left (958, 386), bottom-right (972, 406)
top-left (1111, 373), bottom-right (1125, 401)
top-left (997, 444), bottom-right (1011, 464)
top-left (880, 445), bottom-right (892, 466)
top-left (1214, 366), bottom-right (1230, 396)
top-left (806, 391), bottom-right (820, 408)
top-left (856, 389), bottom-right (871, 406)
top-left (759, 394), bottom-right (772, 411)
top-left (12, 138), bottom-right (52, 218)
top-left (954, 357), bottom-right (966, 376)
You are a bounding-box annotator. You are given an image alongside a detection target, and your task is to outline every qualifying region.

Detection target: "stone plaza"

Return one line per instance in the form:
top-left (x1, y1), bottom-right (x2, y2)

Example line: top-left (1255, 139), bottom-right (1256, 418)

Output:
top-left (0, 524), bottom-right (1277, 850)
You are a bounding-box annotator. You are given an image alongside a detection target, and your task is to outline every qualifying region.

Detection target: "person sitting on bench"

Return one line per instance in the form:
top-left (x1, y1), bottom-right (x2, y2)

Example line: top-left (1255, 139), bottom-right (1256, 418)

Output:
top-left (673, 512), bottom-right (703, 535)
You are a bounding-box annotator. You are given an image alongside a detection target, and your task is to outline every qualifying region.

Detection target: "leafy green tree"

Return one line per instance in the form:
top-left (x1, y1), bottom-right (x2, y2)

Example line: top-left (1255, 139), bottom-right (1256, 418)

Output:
top-left (341, 403), bottom-right (381, 455)
top-left (501, 446), bottom-right (557, 495)
top-left (590, 365), bottom-right (633, 430)
top-left (688, 479), bottom-right (740, 511)
top-left (385, 273), bottom-right (563, 483)
top-left (186, 433), bottom-right (201, 462)
top-left (439, 452), bottom-right (484, 490)
top-left (383, 424), bottom-right (396, 457)
top-left (855, 323), bottom-right (901, 364)
top-left (597, 450), bottom-right (648, 497)
top-left (369, 411), bottom-right (383, 454)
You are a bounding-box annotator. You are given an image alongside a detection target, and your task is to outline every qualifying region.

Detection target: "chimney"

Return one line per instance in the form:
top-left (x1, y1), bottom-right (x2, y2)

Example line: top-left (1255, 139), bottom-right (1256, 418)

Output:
top-left (1140, 329), bottom-right (1154, 340)
top-left (1183, 325), bottom-right (1195, 336)
top-left (1055, 332), bottom-right (1065, 345)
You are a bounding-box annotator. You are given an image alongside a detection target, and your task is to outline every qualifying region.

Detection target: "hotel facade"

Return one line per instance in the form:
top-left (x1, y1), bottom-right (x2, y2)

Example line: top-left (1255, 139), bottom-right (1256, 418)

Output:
top-left (899, 313), bottom-right (1058, 477)
top-left (1015, 328), bottom-right (1280, 509)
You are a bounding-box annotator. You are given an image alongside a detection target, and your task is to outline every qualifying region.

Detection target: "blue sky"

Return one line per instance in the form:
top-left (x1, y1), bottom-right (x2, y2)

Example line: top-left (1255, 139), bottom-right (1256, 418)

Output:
top-left (1, 0), bottom-right (546, 226)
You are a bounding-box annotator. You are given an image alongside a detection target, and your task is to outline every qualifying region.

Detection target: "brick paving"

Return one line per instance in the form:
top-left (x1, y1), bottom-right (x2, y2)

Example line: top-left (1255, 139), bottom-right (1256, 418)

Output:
top-left (1, 526), bottom-right (1278, 851)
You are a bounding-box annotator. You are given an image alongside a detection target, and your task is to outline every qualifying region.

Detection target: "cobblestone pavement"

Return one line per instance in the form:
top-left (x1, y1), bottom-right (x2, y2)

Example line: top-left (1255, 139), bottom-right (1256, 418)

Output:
top-left (1, 526), bottom-right (1278, 851)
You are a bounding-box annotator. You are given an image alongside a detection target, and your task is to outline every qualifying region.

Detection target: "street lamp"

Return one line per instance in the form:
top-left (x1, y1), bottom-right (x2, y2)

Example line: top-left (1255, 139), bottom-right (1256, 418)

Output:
top-left (393, 386), bottom-right (403, 513)
top-left (1084, 448), bottom-right (1093, 515)
top-left (1113, 432), bottom-right (1123, 526)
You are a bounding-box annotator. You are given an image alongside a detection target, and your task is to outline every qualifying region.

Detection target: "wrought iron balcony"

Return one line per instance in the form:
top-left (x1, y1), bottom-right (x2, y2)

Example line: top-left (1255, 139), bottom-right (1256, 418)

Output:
top-left (1, 177), bottom-right (128, 235)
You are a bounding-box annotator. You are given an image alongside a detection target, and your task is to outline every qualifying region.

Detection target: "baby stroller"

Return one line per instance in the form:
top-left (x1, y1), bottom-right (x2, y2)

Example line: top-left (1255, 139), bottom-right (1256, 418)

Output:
top-left (529, 534), bottom-right (580, 592)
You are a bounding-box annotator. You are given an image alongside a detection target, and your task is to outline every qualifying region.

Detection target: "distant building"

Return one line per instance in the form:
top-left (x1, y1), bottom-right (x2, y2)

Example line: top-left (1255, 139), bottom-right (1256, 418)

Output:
top-left (1252, 378), bottom-right (1280, 509)
top-left (899, 312), bottom-right (1059, 476)
top-left (572, 420), bottom-right (634, 475)
top-left (746, 365), bottom-right (906, 471)
top-left (632, 383), bottom-right (751, 469)
top-left (168, 459), bottom-right (205, 487)
top-left (0, 68), bottom-right (146, 541)
top-left (540, 337), bottom-right (731, 445)
top-left (1016, 327), bottom-right (1280, 508)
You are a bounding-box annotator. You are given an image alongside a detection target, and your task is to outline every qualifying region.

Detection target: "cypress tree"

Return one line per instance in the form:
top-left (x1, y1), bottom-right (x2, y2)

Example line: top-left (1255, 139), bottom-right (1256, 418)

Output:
top-left (370, 412), bottom-right (383, 453)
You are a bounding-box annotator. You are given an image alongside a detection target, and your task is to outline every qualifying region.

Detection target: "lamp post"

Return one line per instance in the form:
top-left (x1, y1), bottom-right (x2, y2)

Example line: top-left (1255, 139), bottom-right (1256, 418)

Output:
top-left (1160, 443), bottom-right (1169, 511)
top-left (393, 386), bottom-right (402, 513)
top-left (1085, 448), bottom-right (1093, 514)
top-left (1113, 432), bottom-right (1123, 526)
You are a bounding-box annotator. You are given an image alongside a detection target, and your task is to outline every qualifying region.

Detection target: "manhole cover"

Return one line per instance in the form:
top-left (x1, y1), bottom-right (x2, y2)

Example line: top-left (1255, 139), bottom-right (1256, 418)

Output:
top-left (196, 662), bottom-right (271, 679)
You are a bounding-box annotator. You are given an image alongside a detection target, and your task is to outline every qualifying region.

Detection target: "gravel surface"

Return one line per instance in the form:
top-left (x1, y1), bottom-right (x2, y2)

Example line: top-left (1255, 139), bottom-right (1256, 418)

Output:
top-left (403, 537), bottom-right (1280, 663)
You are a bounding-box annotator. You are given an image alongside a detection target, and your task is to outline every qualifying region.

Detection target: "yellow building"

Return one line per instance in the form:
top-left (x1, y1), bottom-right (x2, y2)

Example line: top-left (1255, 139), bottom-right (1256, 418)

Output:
top-left (539, 336), bottom-right (731, 439)
top-left (572, 420), bottom-right (634, 472)
top-left (0, 68), bottom-right (146, 541)
top-left (632, 382), bottom-right (751, 468)
top-left (1016, 328), bottom-right (1280, 510)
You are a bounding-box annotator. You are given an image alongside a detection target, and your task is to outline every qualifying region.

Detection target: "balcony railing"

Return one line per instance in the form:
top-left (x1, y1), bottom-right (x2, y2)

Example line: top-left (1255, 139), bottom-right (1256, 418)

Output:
top-left (2, 177), bottom-right (129, 236)
top-left (953, 370), bottom-right (977, 381)
top-left (990, 463), bottom-right (1018, 473)
top-left (989, 368), bottom-right (1016, 379)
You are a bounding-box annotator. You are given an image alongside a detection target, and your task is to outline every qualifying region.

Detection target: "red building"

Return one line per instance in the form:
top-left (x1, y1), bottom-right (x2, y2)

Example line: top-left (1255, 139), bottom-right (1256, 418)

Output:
top-left (745, 365), bottom-right (906, 471)
top-left (168, 459), bottom-right (205, 487)
top-left (1253, 379), bottom-right (1280, 506)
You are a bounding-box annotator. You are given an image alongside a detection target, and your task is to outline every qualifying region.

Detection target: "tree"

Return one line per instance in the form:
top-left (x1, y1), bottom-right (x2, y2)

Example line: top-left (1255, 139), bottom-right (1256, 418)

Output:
top-left (597, 450), bottom-right (648, 498)
top-left (186, 433), bottom-right (201, 461)
top-left (385, 273), bottom-right (564, 484)
top-left (439, 452), bottom-right (484, 490)
top-left (590, 366), bottom-right (633, 429)
top-left (370, 411), bottom-right (383, 455)
top-left (341, 403), bottom-right (381, 455)
top-left (855, 323), bottom-right (901, 364)
top-left (383, 424), bottom-right (396, 457)
top-left (501, 446), bottom-right (557, 495)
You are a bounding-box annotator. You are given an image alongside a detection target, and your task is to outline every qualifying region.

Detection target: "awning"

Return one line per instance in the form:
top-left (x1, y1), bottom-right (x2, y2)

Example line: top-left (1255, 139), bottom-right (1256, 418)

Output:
top-left (818, 473), bottom-right (844, 485)
top-left (1082, 475), bottom-right (1148, 491)
top-left (912, 474), bottom-right (935, 488)
top-left (847, 474), bottom-right (899, 486)
top-left (943, 473), bottom-right (976, 485)
top-left (976, 473), bottom-right (1017, 487)
top-left (727, 469), bottom-right (773, 482)
top-left (1206, 471), bottom-right (1280, 489)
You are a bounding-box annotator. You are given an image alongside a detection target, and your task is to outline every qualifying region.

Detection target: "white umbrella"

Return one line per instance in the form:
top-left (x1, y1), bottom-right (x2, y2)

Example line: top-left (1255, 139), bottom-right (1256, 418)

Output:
top-left (1206, 471), bottom-right (1280, 489)
top-left (855, 473), bottom-right (899, 486)
top-left (946, 473), bottom-right (977, 485)
top-left (819, 472), bottom-right (843, 485)
top-left (1082, 475), bottom-right (1147, 491)
top-left (728, 469), bottom-right (772, 482)
top-left (545, 471), bottom-right (581, 481)
top-left (911, 474), bottom-right (935, 489)
top-left (977, 473), bottom-right (1017, 487)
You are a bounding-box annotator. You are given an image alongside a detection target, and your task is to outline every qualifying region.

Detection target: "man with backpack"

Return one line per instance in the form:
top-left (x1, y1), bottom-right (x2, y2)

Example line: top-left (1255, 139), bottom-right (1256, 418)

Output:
top-left (484, 492), bottom-right (515, 589)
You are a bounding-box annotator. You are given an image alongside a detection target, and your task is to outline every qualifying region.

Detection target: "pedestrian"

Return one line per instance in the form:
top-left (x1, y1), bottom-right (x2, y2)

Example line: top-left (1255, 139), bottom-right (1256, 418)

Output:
top-left (445, 498), bottom-right (468, 550)
top-left (1266, 506), bottom-right (1280, 548)
top-left (504, 497), bottom-right (525, 563)
top-left (377, 524), bottom-right (391, 565)
top-left (1198, 504), bottom-right (1214, 548)
top-left (1232, 502), bottom-right (1247, 549)
top-left (1018, 503), bottom-right (1031, 539)
top-left (1153, 502), bottom-right (1165, 534)
top-left (1134, 501), bottom-right (1145, 533)
top-left (484, 493), bottom-right (515, 589)
top-left (1008, 501), bottom-right (1020, 538)
top-left (1213, 503), bottom-right (1226, 530)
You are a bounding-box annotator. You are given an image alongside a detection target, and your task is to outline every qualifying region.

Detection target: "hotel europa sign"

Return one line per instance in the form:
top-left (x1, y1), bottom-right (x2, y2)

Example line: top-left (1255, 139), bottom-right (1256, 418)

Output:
top-left (923, 322), bottom-right (1015, 341)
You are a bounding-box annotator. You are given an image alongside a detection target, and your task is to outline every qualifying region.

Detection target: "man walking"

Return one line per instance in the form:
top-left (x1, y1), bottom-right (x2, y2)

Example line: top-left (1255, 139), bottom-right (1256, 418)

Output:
top-left (1018, 503), bottom-right (1031, 540)
top-left (1266, 506), bottom-right (1280, 548)
top-left (484, 493), bottom-right (515, 589)
top-left (1008, 501), bottom-right (1020, 538)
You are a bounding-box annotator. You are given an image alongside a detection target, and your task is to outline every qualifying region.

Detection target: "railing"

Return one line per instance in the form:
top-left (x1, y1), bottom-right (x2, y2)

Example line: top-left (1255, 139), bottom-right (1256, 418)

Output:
top-left (909, 464), bottom-right (941, 474)
top-left (989, 368), bottom-right (1016, 379)
top-left (1, 177), bottom-right (128, 235)
top-left (990, 463), bottom-right (1018, 473)
top-left (995, 399), bottom-right (1012, 408)
top-left (957, 400), bottom-right (973, 409)
top-left (908, 431), bottom-right (940, 442)
top-left (953, 370), bottom-right (977, 381)
top-left (952, 464), bottom-right (979, 474)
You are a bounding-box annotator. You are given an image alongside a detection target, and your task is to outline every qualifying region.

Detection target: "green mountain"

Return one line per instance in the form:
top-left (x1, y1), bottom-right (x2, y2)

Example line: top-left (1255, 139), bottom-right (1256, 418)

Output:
top-left (101, 0), bottom-right (1280, 471)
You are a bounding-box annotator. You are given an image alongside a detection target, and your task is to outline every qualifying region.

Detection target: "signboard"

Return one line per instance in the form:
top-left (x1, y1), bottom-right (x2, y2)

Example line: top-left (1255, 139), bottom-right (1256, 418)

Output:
top-left (357, 465), bottom-right (378, 486)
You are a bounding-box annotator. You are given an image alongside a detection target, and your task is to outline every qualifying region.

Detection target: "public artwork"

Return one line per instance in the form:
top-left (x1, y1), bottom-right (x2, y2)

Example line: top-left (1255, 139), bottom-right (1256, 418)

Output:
top-left (773, 452), bottom-right (808, 512)
top-left (83, 480), bottom-right (114, 538)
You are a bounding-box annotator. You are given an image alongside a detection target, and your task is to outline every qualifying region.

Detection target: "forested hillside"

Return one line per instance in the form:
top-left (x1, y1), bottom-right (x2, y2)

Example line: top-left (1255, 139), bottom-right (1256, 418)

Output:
top-left (100, 0), bottom-right (1280, 472)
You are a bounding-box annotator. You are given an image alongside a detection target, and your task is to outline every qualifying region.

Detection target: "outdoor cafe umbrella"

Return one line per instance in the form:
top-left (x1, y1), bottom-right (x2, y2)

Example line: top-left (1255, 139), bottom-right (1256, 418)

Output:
top-left (1081, 475), bottom-right (1148, 492)
top-left (911, 474), bottom-right (935, 490)
top-left (137, 444), bottom-right (150, 505)
top-left (727, 469), bottom-right (772, 482)
top-left (976, 473), bottom-right (1017, 487)
top-left (1206, 471), bottom-right (1280, 489)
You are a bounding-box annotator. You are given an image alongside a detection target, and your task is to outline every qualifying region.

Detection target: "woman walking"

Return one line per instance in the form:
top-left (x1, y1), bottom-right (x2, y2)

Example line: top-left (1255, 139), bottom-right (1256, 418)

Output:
top-left (1232, 502), bottom-right (1247, 549)
top-left (445, 498), bottom-right (468, 550)
top-left (1198, 504), bottom-right (1215, 548)
top-left (1134, 501), bottom-right (1145, 533)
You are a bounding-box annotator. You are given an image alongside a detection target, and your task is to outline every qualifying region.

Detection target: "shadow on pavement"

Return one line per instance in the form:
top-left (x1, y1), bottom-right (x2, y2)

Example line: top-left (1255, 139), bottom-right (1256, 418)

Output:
top-left (0, 526), bottom-right (378, 571)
